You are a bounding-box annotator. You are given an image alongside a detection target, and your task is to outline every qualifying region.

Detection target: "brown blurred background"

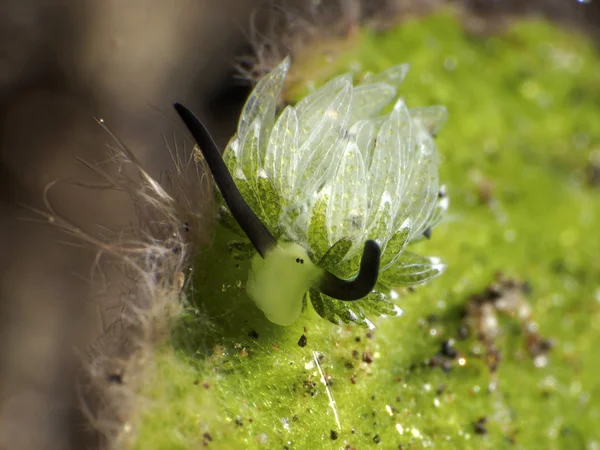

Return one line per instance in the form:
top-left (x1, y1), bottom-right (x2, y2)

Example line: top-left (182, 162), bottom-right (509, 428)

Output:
top-left (0, 1), bottom-right (598, 449)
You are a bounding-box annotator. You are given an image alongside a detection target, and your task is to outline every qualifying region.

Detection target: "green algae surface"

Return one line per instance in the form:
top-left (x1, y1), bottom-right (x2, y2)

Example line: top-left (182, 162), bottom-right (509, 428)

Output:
top-left (132, 11), bottom-right (600, 450)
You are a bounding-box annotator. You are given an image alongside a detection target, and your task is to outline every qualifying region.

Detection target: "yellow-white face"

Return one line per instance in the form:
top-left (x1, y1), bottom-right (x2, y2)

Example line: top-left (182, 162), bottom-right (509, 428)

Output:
top-left (247, 242), bottom-right (323, 326)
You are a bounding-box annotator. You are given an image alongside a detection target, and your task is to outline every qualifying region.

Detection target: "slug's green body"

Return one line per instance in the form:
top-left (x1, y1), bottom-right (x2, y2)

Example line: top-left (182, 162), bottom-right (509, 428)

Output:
top-left (247, 243), bottom-right (322, 326)
top-left (174, 57), bottom-right (447, 327)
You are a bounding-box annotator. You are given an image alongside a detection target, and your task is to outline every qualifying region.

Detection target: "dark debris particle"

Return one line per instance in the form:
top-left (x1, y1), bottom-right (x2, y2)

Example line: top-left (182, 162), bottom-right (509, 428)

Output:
top-left (362, 352), bottom-right (374, 364)
top-left (203, 432), bottom-right (213, 442)
top-left (428, 355), bottom-right (441, 368)
top-left (436, 384), bottom-right (447, 396)
top-left (235, 416), bottom-right (243, 427)
top-left (107, 371), bottom-right (123, 384)
top-left (202, 382), bottom-right (210, 389)
top-left (330, 430), bottom-right (339, 440)
top-left (248, 329), bottom-right (259, 339)
top-left (352, 349), bottom-right (360, 359)
top-left (373, 434), bottom-right (381, 444)
top-left (530, 338), bottom-right (553, 356)
top-left (487, 283), bottom-right (503, 300)
top-left (344, 361), bottom-right (354, 369)
top-left (355, 336), bottom-right (361, 342)
top-left (441, 340), bottom-right (458, 358)
top-left (366, 331), bottom-right (375, 340)
top-left (350, 375), bottom-right (357, 384)
top-left (297, 334), bottom-right (308, 347)
top-left (474, 417), bottom-right (488, 435)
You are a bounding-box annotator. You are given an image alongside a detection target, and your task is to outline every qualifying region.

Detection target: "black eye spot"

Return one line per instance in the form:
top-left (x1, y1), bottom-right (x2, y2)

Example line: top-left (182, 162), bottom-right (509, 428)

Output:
top-left (296, 258), bottom-right (300, 263)
top-left (300, 259), bottom-right (304, 264)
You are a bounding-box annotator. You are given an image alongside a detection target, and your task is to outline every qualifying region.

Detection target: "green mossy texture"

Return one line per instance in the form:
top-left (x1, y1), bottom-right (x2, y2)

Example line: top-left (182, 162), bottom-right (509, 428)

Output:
top-left (132, 11), bottom-right (600, 450)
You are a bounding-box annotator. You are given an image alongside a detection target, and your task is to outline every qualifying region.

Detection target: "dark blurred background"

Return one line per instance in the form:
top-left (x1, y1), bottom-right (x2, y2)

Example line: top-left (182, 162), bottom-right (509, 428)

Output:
top-left (0, 1), bottom-right (598, 449)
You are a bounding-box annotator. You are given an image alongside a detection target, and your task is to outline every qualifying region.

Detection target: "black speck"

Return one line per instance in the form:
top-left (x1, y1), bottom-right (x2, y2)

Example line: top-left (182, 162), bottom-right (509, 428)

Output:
top-left (362, 352), bottom-right (374, 364)
top-left (428, 355), bottom-right (442, 368)
top-left (248, 329), bottom-right (259, 339)
top-left (373, 434), bottom-right (381, 444)
top-left (234, 416), bottom-right (243, 427)
top-left (488, 284), bottom-right (503, 300)
top-left (298, 334), bottom-right (308, 347)
top-left (474, 417), bottom-right (488, 435)
top-left (366, 331), bottom-right (375, 340)
top-left (344, 361), bottom-right (354, 369)
top-left (426, 314), bottom-right (438, 324)
top-left (441, 340), bottom-right (458, 358)
top-left (107, 372), bottom-right (123, 384)
top-left (355, 336), bottom-right (361, 342)
top-left (423, 227), bottom-right (432, 239)
top-left (330, 430), bottom-right (338, 440)
top-left (203, 431), bottom-right (213, 442)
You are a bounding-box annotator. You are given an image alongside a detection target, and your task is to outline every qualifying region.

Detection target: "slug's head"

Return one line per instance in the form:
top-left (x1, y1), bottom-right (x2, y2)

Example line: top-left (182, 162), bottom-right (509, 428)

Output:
top-left (247, 242), bottom-right (320, 326)
top-left (174, 103), bottom-right (381, 326)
